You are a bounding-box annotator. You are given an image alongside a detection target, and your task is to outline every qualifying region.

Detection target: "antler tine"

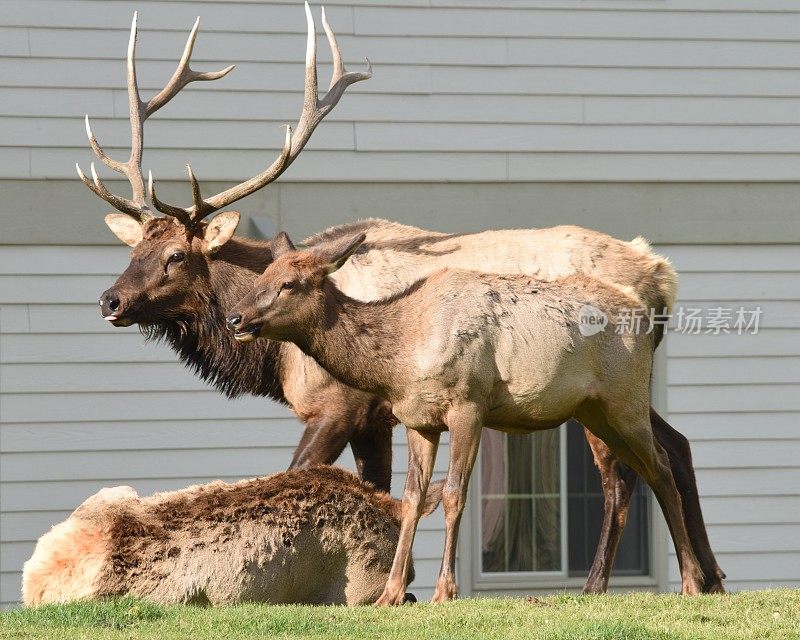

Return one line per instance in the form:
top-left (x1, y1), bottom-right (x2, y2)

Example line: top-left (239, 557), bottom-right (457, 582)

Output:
top-left (145, 17), bottom-right (235, 118)
top-left (78, 11), bottom-right (234, 225)
top-left (320, 6), bottom-right (343, 90)
top-left (148, 170), bottom-right (194, 226)
top-left (150, 3), bottom-right (370, 224)
top-left (84, 115), bottom-right (126, 175)
top-left (150, 125), bottom-right (294, 225)
top-left (319, 5), bottom-right (372, 108)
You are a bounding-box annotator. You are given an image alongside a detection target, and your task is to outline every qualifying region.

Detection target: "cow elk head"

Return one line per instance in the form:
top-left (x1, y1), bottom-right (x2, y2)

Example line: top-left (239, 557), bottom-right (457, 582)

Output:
top-left (81, 5), bottom-right (370, 326)
top-left (227, 231), bottom-right (365, 342)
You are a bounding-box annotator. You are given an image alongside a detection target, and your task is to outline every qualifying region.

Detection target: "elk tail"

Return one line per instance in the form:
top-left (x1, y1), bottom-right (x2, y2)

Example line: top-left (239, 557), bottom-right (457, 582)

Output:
top-left (388, 480), bottom-right (445, 520)
top-left (627, 236), bottom-right (678, 348)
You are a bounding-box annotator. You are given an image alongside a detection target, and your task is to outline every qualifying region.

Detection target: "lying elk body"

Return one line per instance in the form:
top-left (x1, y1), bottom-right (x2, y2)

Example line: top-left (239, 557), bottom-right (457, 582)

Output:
top-left (230, 233), bottom-right (712, 603)
top-left (81, 8), bottom-right (723, 595)
top-left (23, 467), bottom-right (441, 606)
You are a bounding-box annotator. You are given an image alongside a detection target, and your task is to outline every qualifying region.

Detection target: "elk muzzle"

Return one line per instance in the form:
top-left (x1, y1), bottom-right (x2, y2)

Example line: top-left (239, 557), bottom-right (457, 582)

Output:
top-left (99, 288), bottom-right (135, 326)
top-left (226, 311), bottom-right (262, 343)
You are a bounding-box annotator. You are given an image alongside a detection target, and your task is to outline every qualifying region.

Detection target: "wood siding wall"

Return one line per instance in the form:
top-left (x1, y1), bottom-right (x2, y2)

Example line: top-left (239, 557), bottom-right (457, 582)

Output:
top-left (6, 1), bottom-right (800, 182)
top-left (661, 244), bottom-right (800, 592)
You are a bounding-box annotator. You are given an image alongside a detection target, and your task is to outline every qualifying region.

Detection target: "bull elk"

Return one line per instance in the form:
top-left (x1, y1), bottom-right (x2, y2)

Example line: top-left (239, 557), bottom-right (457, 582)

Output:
top-left (80, 7), bottom-right (724, 594)
top-left (228, 233), bottom-right (708, 603)
top-left (23, 467), bottom-right (442, 606)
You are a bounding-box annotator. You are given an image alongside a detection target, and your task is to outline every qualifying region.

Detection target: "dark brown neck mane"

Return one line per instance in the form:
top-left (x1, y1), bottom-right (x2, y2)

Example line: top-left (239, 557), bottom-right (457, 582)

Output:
top-left (139, 236), bottom-right (286, 403)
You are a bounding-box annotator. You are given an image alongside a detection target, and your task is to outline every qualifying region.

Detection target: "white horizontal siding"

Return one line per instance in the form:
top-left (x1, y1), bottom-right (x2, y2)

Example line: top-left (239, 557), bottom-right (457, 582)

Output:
top-left (660, 243), bottom-right (800, 592)
top-left (7, 2), bottom-right (800, 181)
top-left (0, 245), bottom-right (448, 607)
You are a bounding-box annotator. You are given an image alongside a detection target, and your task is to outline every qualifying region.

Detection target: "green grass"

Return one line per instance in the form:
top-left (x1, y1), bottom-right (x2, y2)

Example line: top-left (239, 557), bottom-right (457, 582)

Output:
top-left (1, 590), bottom-right (798, 640)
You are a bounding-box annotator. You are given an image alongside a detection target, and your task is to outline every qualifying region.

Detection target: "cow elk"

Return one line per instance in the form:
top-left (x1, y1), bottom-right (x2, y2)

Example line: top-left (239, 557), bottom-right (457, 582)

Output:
top-left (81, 7), bottom-right (723, 595)
top-left (23, 467), bottom-right (442, 607)
top-left (228, 232), bottom-right (708, 603)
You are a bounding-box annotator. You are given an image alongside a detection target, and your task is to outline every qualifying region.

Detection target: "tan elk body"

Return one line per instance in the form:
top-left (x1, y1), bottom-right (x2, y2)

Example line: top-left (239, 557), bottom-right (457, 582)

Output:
top-left (277, 220), bottom-right (676, 406)
top-left (230, 233), bottom-right (706, 604)
top-left (22, 467), bottom-right (440, 607)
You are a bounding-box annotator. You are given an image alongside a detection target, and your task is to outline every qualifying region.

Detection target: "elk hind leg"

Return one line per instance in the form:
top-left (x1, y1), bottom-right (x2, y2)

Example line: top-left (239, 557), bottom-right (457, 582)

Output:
top-left (582, 428), bottom-right (639, 594)
top-left (651, 408), bottom-right (726, 593)
top-left (578, 403), bottom-right (704, 595)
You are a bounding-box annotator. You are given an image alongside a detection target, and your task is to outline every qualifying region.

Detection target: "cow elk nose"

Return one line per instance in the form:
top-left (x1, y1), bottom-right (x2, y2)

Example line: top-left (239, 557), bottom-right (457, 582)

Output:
top-left (226, 313), bottom-right (243, 331)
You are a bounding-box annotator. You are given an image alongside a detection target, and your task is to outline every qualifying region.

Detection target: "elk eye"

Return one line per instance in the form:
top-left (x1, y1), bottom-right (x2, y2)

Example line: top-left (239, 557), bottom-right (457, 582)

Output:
top-left (167, 251), bottom-right (185, 266)
top-left (280, 281), bottom-right (294, 291)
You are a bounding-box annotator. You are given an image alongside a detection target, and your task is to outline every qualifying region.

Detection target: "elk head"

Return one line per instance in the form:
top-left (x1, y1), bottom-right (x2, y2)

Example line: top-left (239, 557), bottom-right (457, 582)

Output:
top-left (80, 5), bottom-right (370, 326)
top-left (227, 231), bottom-right (365, 343)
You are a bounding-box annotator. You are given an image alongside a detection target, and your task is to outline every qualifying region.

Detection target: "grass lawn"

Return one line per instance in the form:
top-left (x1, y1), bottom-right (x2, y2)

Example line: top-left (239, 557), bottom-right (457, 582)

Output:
top-left (1, 590), bottom-right (797, 640)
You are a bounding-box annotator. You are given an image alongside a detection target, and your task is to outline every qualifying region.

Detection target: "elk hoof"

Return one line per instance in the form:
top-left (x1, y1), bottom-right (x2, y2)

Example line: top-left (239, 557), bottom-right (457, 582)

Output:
top-left (375, 590), bottom-right (406, 606)
top-left (403, 593), bottom-right (417, 604)
top-left (704, 581), bottom-right (726, 595)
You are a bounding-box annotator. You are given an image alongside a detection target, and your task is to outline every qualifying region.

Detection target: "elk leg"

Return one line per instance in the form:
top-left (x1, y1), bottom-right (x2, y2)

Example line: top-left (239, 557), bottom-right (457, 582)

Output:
top-left (348, 398), bottom-right (396, 493)
top-left (349, 419), bottom-right (394, 493)
top-left (583, 409), bottom-right (725, 594)
top-left (433, 404), bottom-right (483, 603)
top-left (650, 408), bottom-right (726, 593)
top-left (288, 415), bottom-right (356, 470)
top-left (582, 428), bottom-right (639, 595)
top-left (376, 427), bottom-right (440, 606)
top-left (578, 405), bottom-right (704, 595)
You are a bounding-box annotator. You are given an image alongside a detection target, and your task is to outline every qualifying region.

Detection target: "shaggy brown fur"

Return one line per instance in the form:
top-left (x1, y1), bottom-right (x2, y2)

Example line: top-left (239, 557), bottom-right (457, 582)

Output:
top-left (22, 467), bottom-right (442, 607)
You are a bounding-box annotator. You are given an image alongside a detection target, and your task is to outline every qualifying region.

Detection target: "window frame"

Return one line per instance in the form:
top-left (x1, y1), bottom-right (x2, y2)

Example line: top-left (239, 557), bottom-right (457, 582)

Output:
top-left (457, 346), bottom-right (670, 596)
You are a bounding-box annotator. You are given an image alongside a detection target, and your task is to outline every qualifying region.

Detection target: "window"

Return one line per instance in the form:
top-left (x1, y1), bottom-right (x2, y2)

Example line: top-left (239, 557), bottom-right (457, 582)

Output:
top-left (472, 420), bottom-right (651, 588)
top-left (480, 428), bottom-right (562, 573)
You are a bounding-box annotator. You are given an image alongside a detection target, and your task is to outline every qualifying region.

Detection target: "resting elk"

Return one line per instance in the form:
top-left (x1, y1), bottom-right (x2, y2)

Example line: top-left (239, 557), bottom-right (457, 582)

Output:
top-left (228, 233), bottom-right (709, 603)
top-left (81, 6), bottom-right (724, 594)
top-left (23, 467), bottom-right (442, 606)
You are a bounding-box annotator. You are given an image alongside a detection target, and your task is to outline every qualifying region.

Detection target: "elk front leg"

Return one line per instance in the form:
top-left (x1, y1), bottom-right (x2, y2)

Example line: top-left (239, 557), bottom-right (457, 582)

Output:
top-left (349, 400), bottom-right (395, 493)
top-left (433, 404), bottom-right (483, 603)
top-left (288, 414), bottom-right (356, 470)
top-left (582, 428), bottom-right (639, 595)
top-left (376, 427), bottom-right (441, 606)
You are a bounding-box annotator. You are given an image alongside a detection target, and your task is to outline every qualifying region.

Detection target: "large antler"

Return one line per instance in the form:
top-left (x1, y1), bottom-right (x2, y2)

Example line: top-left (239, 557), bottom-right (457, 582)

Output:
top-left (76, 12), bottom-right (234, 223)
top-left (149, 2), bottom-right (372, 228)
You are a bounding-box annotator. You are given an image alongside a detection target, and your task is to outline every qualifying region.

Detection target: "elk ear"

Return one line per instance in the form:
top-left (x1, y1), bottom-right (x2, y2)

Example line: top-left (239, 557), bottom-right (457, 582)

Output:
top-left (272, 231), bottom-right (296, 259)
top-left (105, 213), bottom-right (143, 247)
top-left (323, 233), bottom-right (366, 274)
top-left (203, 211), bottom-right (241, 254)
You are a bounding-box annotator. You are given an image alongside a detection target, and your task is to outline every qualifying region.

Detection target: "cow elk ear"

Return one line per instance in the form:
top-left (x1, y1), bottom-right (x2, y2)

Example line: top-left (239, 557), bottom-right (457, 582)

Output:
top-left (203, 211), bottom-right (241, 254)
top-left (105, 213), bottom-right (144, 247)
top-left (324, 233), bottom-right (366, 274)
top-left (272, 231), bottom-right (296, 259)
